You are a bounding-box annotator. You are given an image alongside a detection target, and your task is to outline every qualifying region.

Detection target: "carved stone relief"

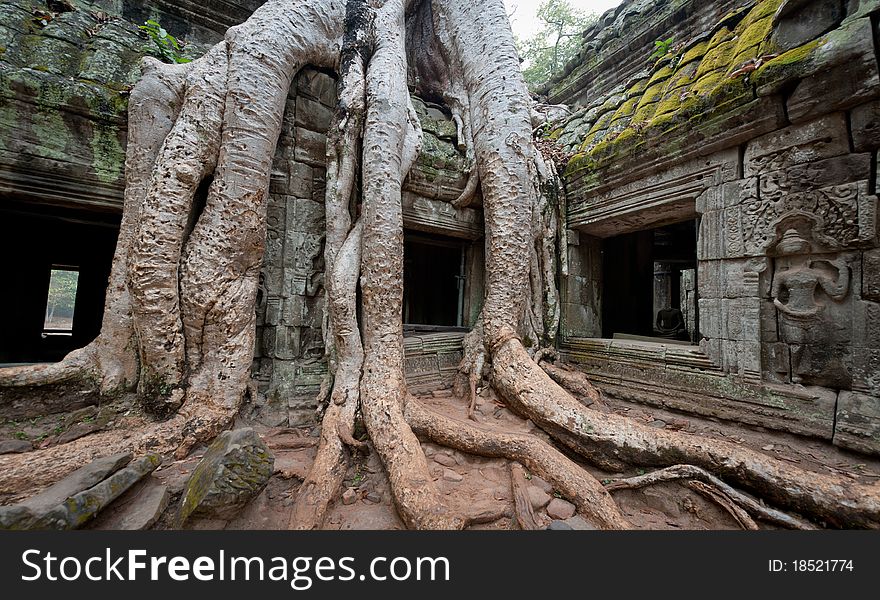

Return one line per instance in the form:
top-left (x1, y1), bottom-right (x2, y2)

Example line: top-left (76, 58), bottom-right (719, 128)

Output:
top-left (766, 220), bottom-right (854, 388)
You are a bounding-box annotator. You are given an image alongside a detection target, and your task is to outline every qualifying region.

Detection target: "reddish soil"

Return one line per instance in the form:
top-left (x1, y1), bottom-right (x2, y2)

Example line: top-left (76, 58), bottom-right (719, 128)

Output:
top-left (134, 386), bottom-right (880, 531)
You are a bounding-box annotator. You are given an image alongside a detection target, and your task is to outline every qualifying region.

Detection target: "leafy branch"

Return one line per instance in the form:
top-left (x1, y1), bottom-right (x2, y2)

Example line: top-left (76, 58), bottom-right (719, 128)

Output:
top-left (649, 36), bottom-right (675, 62)
top-left (139, 19), bottom-right (191, 64)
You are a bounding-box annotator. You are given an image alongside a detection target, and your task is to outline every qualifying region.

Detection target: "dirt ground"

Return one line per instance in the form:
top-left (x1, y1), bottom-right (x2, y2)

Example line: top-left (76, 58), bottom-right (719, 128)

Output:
top-left (3, 380), bottom-right (878, 530)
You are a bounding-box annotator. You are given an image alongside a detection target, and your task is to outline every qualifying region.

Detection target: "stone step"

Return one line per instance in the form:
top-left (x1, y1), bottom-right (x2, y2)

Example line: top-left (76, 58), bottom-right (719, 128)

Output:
top-left (90, 476), bottom-right (169, 530)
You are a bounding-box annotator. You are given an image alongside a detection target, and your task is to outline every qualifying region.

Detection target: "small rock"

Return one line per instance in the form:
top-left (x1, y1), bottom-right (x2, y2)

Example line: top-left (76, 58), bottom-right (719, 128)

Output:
top-left (363, 492), bottom-right (381, 504)
top-left (546, 498), bottom-right (576, 520)
top-left (433, 453), bottom-right (457, 467)
top-left (563, 515), bottom-right (598, 530)
top-left (527, 486), bottom-right (552, 509)
top-left (529, 474), bottom-right (554, 494)
top-left (546, 520), bottom-right (573, 530)
top-left (342, 489), bottom-right (358, 505)
top-left (492, 486), bottom-right (508, 501)
top-left (762, 444), bottom-right (775, 451)
top-left (52, 422), bottom-right (104, 446)
top-left (442, 469), bottom-right (463, 483)
top-left (0, 439), bottom-right (32, 454)
top-left (649, 419), bottom-right (666, 429)
top-left (177, 428), bottom-right (274, 524)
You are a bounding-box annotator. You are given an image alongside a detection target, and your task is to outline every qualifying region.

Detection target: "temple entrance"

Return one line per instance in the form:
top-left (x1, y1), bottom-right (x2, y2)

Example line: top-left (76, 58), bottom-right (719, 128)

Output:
top-left (601, 220), bottom-right (698, 343)
top-left (0, 202), bottom-right (119, 364)
top-left (403, 232), bottom-right (468, 331)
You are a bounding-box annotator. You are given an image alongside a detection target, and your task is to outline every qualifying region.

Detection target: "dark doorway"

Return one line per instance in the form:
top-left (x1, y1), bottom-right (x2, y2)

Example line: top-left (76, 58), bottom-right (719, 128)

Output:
top-left (403, 233), bottom-right (466, 330)
top-left (0, 202), bottom-right (119, 363)
top-left (601, 220), bottom-right (697, 342)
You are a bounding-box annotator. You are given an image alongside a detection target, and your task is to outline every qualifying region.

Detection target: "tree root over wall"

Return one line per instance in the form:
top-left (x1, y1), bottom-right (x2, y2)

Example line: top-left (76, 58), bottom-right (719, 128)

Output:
top-left (1, 0), bottom-right (878, 530)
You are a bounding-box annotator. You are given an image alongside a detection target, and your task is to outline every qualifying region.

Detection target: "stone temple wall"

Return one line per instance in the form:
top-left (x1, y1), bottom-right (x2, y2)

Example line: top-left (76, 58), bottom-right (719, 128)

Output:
top-left (0, 0), bottom-right (479, 427)
top-left (0, 0), bottom-right (242, 213)
top-left (551, 0), bottom-right (880, 455)
top-left (252, 79), bottom-right (482, 426)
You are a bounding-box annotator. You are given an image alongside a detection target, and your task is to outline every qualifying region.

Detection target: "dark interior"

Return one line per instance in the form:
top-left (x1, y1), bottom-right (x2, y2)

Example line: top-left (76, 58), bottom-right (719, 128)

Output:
top-left (403, 233), bottom-right (464, 329)
top-left (0, 202), bottom-right (119, 363)
top-left (601, 219), bottom-right (697, 340)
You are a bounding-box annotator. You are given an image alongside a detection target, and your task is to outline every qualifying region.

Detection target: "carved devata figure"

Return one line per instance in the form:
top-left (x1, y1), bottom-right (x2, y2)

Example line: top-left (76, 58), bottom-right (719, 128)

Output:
top-left (771, 228), bottom-right (850, 384)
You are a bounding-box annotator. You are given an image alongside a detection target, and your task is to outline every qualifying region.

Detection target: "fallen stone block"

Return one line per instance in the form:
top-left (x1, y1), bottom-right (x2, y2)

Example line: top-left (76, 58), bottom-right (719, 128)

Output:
top-left (177, 428), bottom-right (274, 524)
top-left (0, 452), bottom-right (132, 529)
top-left (91, 477), bottom-right (170, 530)
top-left (31, 455), bottom-right (162, 530)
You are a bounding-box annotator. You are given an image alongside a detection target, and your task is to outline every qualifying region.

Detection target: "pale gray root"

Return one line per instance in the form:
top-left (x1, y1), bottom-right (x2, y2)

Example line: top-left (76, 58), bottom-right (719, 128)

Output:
top-left (291, 222), bottom-right (364, 530)
top-left (128, 45), bottom-right (227, 412)
top-left (175, 0), bottom-right (344, 444)
top-left (0, 0), bottom-right (348, 493)
top-left (430, 3), bottom-right (477, 209)
top-left (433, 0), bottom-right (533, 347)
top-left (453, 318), bottom-right (485, 421)
top-left (0, 59), bottom-right (188, 394)
top-left (686, 479), bottom-right (759, 530)
top-left (312, 373), bottom-right (333, 419)
top-left (432, 0), bottom-right (880, 531)
top-left (405, 396), bottom-right (632, 529)
top-left (492, 338), bottom-right (880, 528)
top-left (539, 359), bottom-right (602, 406)
top-left (359, 0), bottom-right (463, 530)
top-left (606, 464), bottom-right (816, 530)
top-left (293, 0), bottom-right (372, 530)
top-left (534, 152), bottom-right (561, 342)
top-left (510, 462), bottom-right (539, 530)
top-left (521, 150), bottom-right (561, 353)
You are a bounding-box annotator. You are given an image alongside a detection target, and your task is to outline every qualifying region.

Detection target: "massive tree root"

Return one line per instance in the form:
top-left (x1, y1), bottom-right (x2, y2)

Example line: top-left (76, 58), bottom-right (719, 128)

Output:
top-left (1, 0), bottom-right (879, 531)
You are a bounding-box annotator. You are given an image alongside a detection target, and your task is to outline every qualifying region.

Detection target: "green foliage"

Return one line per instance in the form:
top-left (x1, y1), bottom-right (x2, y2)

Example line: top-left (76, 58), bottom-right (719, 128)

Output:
top-left (650, 37), bottom-right (675, 62)
top-left (45, 269), bottom-right (78, 326)
top-left (516, 0), bottom-right (596, 88)
top-left (139, 19), bottom-right (191, 64)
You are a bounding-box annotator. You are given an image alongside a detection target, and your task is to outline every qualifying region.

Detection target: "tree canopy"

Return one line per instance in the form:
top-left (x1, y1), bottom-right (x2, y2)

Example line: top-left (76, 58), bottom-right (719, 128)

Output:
top-left (516, 0), bottom-right (596, 88)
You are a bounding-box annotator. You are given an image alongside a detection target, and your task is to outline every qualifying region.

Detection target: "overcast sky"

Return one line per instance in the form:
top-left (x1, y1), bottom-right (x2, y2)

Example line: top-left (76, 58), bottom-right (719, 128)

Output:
top-left (503, 0), bottom-right (623, 39)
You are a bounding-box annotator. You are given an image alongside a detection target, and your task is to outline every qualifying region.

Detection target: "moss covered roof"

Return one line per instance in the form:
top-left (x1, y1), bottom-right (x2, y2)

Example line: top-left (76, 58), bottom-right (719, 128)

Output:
top-left (545, 0), bottom-right (831, 179)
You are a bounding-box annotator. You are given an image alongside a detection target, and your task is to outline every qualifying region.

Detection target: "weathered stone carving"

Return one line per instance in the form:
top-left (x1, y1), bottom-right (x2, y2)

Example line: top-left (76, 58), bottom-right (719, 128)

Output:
top-left (769, 227), bottom-right (852, 387)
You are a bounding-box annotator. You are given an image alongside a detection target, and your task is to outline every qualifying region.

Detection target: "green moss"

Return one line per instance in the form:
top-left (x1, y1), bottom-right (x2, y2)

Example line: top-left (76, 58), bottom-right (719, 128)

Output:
top-left (679, 40), bottom-right (708, 67)
top-left (631, 99), bottom-right (660, 124)
top-left (564, 152), bottom-right (596, 177)
top-left (653, 90), bottom-right (699, 119)
top-left (695, 39), bottom-right (738, 79)
top-left (706, 26), bottom-right (734, 52)
top-left (647, 110), bottom-right (678, 131)
top-left (90, 124), bottom-right (124, 184)
top-left (645, 62), bottom-right (677, 88)
top-left (690, 70), bottom-right (726, 96)
top-left (624, 76), bottom-right (650, 99)
top-left (584, 109), bottom-right (614, 137)
top-left (752, 37), bottom-right (825, 88)
top-left (31, 109), bottom-right (70, 161)
top-left (728, 15), bottom-right (775, 70)
top-left (547, 127), bottom-right (564, 140)
top-left (609, 96), bottom-right (639, 122)
top-left (596, 94), bottom-right (625, 117)
top-left (663, 61), bottom-right (700, 91)
top-left (613, 127), bottom-right (638, 146)
top-left (737, 0), bottom-right (784, 31)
